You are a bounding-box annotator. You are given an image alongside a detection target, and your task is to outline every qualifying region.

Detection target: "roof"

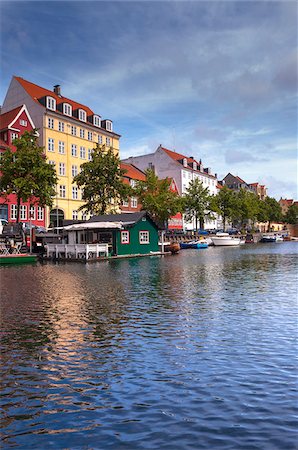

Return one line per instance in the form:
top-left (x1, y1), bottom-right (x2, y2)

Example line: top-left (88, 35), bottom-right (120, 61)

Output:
top-left (160, 146), bottom-right (216, 179)
top-left (89, 211), bottom-right (148, 225)
top-left (235, 175), bottom-right (247, 184)
top-left (15, 76), bottom-right (94, 117)
top-left (0, 138), bottom-right (10, 149)
top-left (64, 222), bottom-right (122, 231)
top-left (0, 106), bottom-right (23, 130)
top-left (121, 162), bottom-right (146, 181)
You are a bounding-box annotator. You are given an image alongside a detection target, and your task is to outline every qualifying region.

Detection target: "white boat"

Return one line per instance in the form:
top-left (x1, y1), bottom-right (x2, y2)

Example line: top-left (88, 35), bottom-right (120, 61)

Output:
top-left (211, 232), bottom-right (241, 246)
top-left (275, 234), bottom-right (284, 242)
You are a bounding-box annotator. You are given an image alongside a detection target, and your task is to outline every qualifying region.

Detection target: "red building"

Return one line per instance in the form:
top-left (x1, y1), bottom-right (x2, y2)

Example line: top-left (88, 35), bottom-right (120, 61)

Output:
top-left (0, 105), bottom-right (46, 227)
top-left (121, 162), bottom-right (146, 212)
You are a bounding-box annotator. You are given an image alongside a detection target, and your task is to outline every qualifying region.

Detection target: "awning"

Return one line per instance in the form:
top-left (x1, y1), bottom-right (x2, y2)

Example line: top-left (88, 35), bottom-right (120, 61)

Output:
top-left (63, 222), bottom-right (123, 231)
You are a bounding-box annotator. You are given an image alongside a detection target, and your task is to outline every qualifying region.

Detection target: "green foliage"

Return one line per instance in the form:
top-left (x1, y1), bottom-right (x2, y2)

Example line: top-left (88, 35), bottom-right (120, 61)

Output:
top-left (283, 203), bottom-right (298, 225)
top-left (257, 196), bottom-right (282, 230)
top-left (73, 144), bottom-right (131, 215)
top-left (212, 186), bottom-right (237, 230)
top-left (0, 130), bottom-right (57, 222)
top-left (232, 188), bottom-right (260, 228)
top-left (134, 169), bottom-right (182, 228)
top-left (182, 178), bottom-right (214, 230)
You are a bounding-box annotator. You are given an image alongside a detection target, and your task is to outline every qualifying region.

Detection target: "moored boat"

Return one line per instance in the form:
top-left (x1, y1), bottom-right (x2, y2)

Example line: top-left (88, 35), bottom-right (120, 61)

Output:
top-left (260, 234), bottom-right (276, 243)
top-left (0, 254), bottom-right (38, 265)
top-left (211, 232), bottom-right (241, 246)
top-left (180, 240), bottom-right (208, 249)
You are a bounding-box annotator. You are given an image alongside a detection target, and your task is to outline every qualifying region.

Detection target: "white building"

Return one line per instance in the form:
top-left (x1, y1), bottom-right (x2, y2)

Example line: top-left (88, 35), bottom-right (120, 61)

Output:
top-left (123, 145), bottom-right (219, 231)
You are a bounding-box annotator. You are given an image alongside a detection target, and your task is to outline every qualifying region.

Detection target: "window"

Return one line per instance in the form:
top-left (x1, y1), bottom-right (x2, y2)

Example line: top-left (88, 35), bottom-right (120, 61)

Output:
top-left (71, 125), bottom-right (77, 136)
top-left (193, 162), bottom-right (197, 171)
top-left (29, 206), bottom-right (35, 220)
top-left (59, 185), bottom-right (66, 198)
top-left (130, 179), bottom-right (136, 187)
top-left (49, 160), bottom-right (55, 166)
top-left (139, 231), bottom-right (149, 244)
top-left (20, 119), bottom-right (27, 126)
top-left (11, 132), bottom-right (18, 141)
top-left (47, 97), bottom-right (56, 110)
top-left (72, 186), bottom-right (78, 199)
top-left (80, 128), bottom-right (85, 139)
top-left (80, 146), bottom-right (86, 159)
top-left (48, 118), bottom-right (54, 129)
top-left (106, 121), bottom-right (113, 131)
top-left (88, 148), bottom-right (93, 160)
top-left (58, 121), bottom-right (65, 132)
top-left (121, 231), bottom-right (130, 244)
top-left (106, 137), bottom-right (111, 146)
top-left (71, 165), bottom-right (78, 177)
top-left (131, 197), bottom-right (138, 208)
top-left (20, 205), bottom-right (27, 221)
top-left (71, 144), bottom-right (77, 157)
top-left (72, 210), bottom-right (78, 220)
top-left (48, 138), bottom-right (54, 152)
top-left (122, 200), bottom-right (129, 207)
top-left (183, 158), bottom-right (188, 167)
top-left (37, 207), bottom-right (44, 221)
top-left (97, 135), bottom-right (102, 145)
top-left (58, 141), bottom-right (65, 154)
top-left (87, 131), bottom-right (93, 141)
top-left (59, 162), bottom-right (65, 176)
top-left (82, 212), bottom-right (87, 221)
top-left (93, 115), bottom-right (101, 127)
top-left (78, 109), bottom-right (86, 122)
top-left (10, 205), bottom-right (17, 220)
top-left (63, 103), bottom-right (72, 116)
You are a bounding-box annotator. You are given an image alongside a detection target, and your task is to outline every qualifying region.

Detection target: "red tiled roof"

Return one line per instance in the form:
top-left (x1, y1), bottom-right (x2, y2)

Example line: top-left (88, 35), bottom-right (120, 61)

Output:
top-left (15, 76), bottom-right (94, 116)
top-left (249, 182), bottom-right (259, 186)
top-left (121, 162), bottom-right (146, 181)
top-left (0, 105), bottom-right (23, 130)
top-left (0, 138), bottom-right (11, 149)
top-left (235, 175), bottom-right (247, 184)
top-left (161, 146), bottom-right (198, 165)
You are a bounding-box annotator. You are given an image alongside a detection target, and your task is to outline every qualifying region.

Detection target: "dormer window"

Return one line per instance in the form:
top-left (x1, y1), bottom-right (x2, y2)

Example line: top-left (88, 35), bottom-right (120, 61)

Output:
top-left (183, 158), bottom-right (187, 167)
top-left (47, 96), bottom-right (56, 111)
top-left (78, 109), bottom-right (86, 122)
top-left (63, 103), bottom-right (72, 116)
top-left (106, 120), bottom-right (113, 132)
top-left (193, 162), bottom-right (197, 171)
top-left (93, 115), bottom-right (101, 127)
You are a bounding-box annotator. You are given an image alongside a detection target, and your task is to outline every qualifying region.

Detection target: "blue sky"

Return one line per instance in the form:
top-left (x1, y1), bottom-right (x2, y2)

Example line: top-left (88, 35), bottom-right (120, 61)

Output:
top-left (1, 0), bottom-right (297, 199)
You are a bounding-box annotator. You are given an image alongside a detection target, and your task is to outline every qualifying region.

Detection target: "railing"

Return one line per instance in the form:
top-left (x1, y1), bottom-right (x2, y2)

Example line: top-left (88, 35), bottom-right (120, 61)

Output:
top-left (46, 243), bottom-right (109, 260)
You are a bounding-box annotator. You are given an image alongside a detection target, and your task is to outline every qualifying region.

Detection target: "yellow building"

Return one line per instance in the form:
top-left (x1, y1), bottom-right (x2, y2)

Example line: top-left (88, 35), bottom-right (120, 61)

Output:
top-left (2, 77), bottom-right (120, 227)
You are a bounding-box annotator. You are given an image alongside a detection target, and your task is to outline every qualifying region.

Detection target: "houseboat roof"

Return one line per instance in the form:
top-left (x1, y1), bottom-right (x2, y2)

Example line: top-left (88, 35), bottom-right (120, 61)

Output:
top-left (89, 211), bottom-right (150, 226)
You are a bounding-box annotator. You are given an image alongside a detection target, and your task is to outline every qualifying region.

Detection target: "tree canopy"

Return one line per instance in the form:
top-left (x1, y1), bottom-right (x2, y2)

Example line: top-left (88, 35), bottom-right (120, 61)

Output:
top-left (183, 178), bottom-right (214, 230)
top-left (134, 169), bottom-right (182, 228)
top-left (232, 188), bottom-right (260, 229)
top-left (211, 186), bottom-right (237, 231)
top-left (73, 144), bottom-right (131, 215)
top-left (283, 203), bottom-right (298, 225)
top-left (0, 130), bottom-right (57, 222)
top-left (257, 196), bottom-right (282, 230)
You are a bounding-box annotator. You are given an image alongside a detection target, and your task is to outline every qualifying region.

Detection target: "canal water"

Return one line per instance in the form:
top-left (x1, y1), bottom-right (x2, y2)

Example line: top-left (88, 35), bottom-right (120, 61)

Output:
top-left (1, 243), bottom-right (297, 449)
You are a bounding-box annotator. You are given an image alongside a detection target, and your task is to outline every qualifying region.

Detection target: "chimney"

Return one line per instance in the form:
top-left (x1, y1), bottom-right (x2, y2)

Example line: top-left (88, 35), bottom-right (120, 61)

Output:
top-left (215, 173), bottom-right (217, 179)
top-left (53, 85), bottom-right (61, 96)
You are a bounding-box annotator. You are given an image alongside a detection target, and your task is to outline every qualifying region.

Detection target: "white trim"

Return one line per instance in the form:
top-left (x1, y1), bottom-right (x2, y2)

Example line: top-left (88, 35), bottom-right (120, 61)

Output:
top-left (7, 104), bottom-right (38, 134)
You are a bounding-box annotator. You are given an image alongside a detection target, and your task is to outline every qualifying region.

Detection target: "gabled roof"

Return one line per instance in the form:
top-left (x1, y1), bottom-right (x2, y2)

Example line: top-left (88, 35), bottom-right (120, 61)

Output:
top-left (89, 211), bottom-right (159, 228)
top-left (15, 76), bottom-right (94, 116)
top-left (161, 146), bottom-right (199, 165)
top-left (0, 104), bottom-right (36, 131)
top-left (235, 175), bottom-right (247, 184)
top-left (121, 162), bottom-right (146, 181)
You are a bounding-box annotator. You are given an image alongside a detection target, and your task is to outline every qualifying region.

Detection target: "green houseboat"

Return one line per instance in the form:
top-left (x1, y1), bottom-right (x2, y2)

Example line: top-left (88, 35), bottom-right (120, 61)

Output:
top-left (64, 212), bottom-right (160, 257)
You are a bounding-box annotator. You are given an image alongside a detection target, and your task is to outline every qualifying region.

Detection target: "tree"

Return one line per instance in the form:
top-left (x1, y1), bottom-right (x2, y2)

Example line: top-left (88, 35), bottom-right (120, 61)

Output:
top-left (0, 130), bottom-right (57, 223)
top-left (183, 178), bottom-right (214, 231)
top-left (134, 169), bottom-right (182, 228)
top-left (232, 189), bottom-right (260, 230)
top-left (211, 186), bottom-right (237, 231)
top-left (73, 144), bottom-right (131, 215)
top-left (283, 203), bottom-right (298, 225)
top-left (257, 196), bottom-right (282, 231)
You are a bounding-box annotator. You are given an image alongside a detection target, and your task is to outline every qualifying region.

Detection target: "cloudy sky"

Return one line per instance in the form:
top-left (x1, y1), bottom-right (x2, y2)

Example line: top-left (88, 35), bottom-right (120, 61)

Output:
top-left (1, 0), bottom-right (297, 199)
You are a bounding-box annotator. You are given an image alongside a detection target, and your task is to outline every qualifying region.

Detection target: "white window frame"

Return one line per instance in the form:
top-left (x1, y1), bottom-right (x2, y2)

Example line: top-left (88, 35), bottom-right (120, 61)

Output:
top-left (37, 207), bottom-right (44, 221)
top-left (63, 103), bottom-right (72, 116)
top-left (88, 148), bottom-right (93, 161)
top-left (106, 137), bottom-right (111, 146)
top-left (93, 115), bottom-right (101, 127)
top-left (58, 121), bottom-right (64, 132)
top-left (58, 141), bottom-right (65, 154)
top-left (122, 200), bottom-right (129, 207)
top-left (106, 120), bottom-right (113, 131)
top-left (139, 230), bottom-right (149, 244)
top-left (87, 131), bottom-right (93, 141)
top-left (59, 185), bottom-right (66, 198)
top-left (71, 165), bottom-right (78, 177)
top-left (80, 128), bottom-right (85, 139)
top-left (183, 158), bottom-right (188, 167)
top-left (71, 125), bottom-right (77, 136)
top-left (131, 197), bottom-right (138, 208)
top-left (78, 109), bottom-right (86, 122)
top-left (130, 179), bottom-right (136, 187)
top-left (72, 186), bottom-right (78, 199)
top-left (47, 96), bottom-right (56, 110)
top-left (48, 138), bottom-right (54, 152)
top-left (48, 118), bottom-right (54, 129)
top-left (72, 210), bottom-right (78, 220)
top-left (20, 205), bottom-right (27, 221)
top-left (80, 146), bottom-right (86, 159)
top-left (71, 144), bottom-right (77, 157)
top-left (11, 132), bottom-right (18, 141)
top-left (121, 230), bottom-right (130, 244)
top-left (29, 206), bottom-right (35, 220)
top-left (20, 119), bottom-right (27, 126)
top-left (59, 162), bottom-right (65, 176)
top-left (10, 204), bottom-right (17, 220)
